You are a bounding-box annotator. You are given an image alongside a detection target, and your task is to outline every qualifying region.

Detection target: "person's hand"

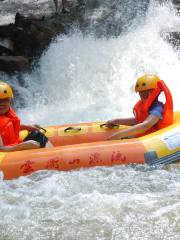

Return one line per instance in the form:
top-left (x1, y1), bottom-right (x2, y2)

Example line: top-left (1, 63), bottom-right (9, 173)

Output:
top-left (105, 119), bottom-right (119, 129)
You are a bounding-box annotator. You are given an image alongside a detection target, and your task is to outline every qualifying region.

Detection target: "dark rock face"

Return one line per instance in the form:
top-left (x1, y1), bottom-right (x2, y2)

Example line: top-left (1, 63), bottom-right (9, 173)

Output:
top-left (0, 45), bottom-right (14, 56)
top-left (0, 0), bottom-right (85, 74)
top-left (0, 56), bottom-right (29, 72)
top-left (0, 13), bottom-right (65, 73)
top-left (13, 13), bottom-right (65, 58)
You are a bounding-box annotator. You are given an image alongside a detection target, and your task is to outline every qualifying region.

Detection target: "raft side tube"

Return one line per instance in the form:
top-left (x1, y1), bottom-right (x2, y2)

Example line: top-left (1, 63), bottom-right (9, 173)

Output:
top-left (0, 138), bottom-right (146, 180)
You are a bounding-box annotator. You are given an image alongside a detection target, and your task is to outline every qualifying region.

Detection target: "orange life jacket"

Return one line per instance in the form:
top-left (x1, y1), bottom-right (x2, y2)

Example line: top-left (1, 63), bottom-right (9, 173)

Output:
top-left (0, 107), bottom-right (21, 146)
top-left (133, 80), bottom-right (173, 133)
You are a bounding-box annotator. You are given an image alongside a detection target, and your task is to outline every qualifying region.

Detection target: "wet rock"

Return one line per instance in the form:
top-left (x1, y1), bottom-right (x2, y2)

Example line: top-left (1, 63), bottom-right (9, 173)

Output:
top-left (0, 11), bottom-right (67, 73)
top-left (0, 38), bottom-right (14, 50)
top-left (0, 24), bottom-right (15, 38)
top-left (0, 45), bottom-right (14, 56)
top-left (0, 56), bottom-right (29, 73)
top-left (13, 13), bottom-right (65, 59)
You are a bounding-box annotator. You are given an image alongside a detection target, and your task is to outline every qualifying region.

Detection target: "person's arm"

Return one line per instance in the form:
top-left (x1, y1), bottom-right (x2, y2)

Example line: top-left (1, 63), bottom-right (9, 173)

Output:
top-left (20, 124), bottom-right (40, 131)
top-left (106, 117), bottom-right (137, 128)
top-left (0, 140), bottom-right (40, 152)
top-left (0, 136), bottom-right (3, 147)
top-left (108, 115), bottom-right (159, 140)
top-left (0, 134), bottom-right (40, 152)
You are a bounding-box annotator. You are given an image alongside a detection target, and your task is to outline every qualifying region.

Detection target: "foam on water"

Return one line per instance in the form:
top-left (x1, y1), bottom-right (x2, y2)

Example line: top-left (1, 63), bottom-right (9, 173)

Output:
top-left (0, 165), bottom-right (180, 239)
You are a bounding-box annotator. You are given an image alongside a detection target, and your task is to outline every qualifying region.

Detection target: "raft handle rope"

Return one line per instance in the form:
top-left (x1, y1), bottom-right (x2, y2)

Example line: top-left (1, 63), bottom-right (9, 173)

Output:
top-left (100, 123), bottom-right (119, 129)
top-left (145, 150), bottom-right (180, 165)
top-left (34, 124), bottom-right (47, 133)
top-left (64, 126), bottom-right (81, 133)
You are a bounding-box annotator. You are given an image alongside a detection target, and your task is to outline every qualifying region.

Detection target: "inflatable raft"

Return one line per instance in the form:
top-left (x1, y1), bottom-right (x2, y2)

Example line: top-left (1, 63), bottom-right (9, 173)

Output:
top-left (0, 111), bottom-right (180, 180)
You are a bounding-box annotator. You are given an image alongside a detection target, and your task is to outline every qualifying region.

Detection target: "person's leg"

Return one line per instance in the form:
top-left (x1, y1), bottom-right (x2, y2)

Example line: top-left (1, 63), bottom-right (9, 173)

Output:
top-left (0, 140), bottom-right (40, 152)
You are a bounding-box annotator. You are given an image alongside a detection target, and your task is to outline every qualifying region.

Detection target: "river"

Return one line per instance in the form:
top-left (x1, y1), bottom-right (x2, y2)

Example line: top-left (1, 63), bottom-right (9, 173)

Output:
top-left (0, 0), bottom-right (180, 239)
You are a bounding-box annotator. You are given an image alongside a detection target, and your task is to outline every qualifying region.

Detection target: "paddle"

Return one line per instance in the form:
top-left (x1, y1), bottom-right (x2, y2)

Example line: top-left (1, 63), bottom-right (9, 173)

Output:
top-left (145, 150), bottom-right (180, 165)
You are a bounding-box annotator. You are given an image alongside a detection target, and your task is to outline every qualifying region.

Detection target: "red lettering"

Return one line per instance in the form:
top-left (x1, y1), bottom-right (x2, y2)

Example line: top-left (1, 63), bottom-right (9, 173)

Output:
top-left (46, 157), bottom-right (60, 170)
top-left (111, 151), bottom-right (126, 164)
top-left (20, 160), bottom-right (34, 174)
top-left (69, 158), bottom-right (80, 165)
top-left (89, 152), bottom-right (102, 165)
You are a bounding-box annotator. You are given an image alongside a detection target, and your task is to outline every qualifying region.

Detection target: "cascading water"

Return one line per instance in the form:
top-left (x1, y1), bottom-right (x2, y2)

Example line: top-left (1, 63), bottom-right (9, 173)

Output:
top-left (0, 1), bottom-right (180, 239)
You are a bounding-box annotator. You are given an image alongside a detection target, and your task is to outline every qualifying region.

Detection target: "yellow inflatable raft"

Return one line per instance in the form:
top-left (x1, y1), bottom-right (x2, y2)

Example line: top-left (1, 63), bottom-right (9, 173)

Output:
top-left (0, 112), bottom-right (179, 180)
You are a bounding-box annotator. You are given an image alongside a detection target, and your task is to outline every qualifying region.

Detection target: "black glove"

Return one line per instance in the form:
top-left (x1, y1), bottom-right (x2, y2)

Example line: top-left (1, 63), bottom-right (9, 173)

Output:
top-left (23, 130), bottom-right (48, 148)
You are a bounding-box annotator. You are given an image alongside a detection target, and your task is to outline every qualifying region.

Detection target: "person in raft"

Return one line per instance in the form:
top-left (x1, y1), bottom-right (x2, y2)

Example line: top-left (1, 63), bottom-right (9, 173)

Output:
top-left (106, 74), bottom-right (173, 140)
top-left (0, 81), bottom-right (51, 152)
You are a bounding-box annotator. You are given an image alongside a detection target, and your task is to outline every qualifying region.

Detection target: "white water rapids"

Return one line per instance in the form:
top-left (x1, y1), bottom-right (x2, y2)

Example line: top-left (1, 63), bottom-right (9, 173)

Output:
top-left (0, 0), bottom-right (180, 239)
